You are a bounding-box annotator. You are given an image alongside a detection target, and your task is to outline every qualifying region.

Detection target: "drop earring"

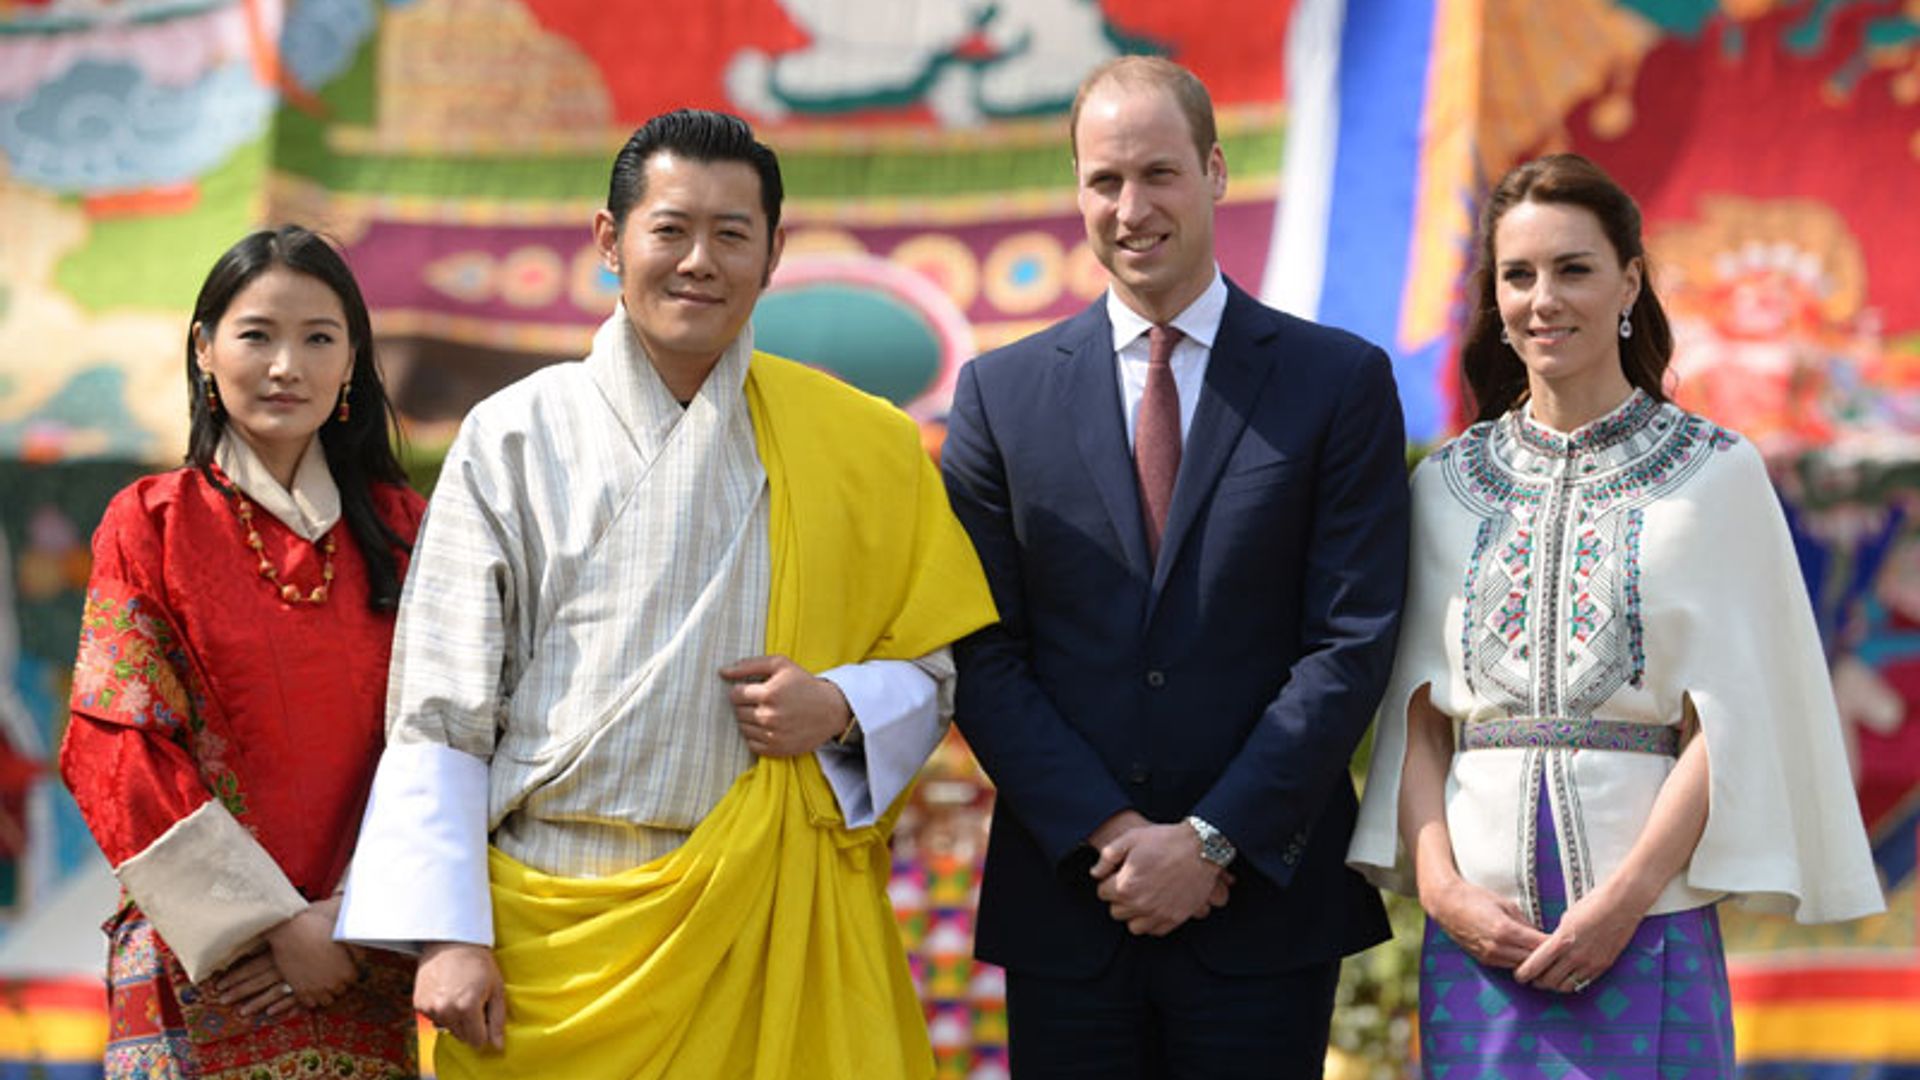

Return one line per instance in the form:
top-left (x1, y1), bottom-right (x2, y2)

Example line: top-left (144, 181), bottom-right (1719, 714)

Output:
top-left (203, 373), bottom-right (221, 414)
top-left (1619, 308), bottom-right (1633, 340)
top-left (336, 378), bottom-right (351, 423)
top-left (1499, 326), bottom-right (1511, 345)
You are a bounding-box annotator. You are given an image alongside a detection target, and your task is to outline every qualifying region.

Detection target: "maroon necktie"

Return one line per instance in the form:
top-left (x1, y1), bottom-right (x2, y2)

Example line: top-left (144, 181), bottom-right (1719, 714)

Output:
top-left (1135, 324), bottom-right (1184, 561)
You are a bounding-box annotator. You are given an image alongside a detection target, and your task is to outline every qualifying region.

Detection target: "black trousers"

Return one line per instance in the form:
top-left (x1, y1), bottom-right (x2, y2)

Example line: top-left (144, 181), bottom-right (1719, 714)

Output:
top-left (1005, 936), bottom-right (1341, 1079)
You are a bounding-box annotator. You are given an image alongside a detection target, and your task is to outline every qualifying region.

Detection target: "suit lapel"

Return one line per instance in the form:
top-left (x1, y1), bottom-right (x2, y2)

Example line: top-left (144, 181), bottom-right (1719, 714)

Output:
top-left (1151, 286), bottom-right (1279, 600)
top-left (1060, 306), bottom-right (1153, 580)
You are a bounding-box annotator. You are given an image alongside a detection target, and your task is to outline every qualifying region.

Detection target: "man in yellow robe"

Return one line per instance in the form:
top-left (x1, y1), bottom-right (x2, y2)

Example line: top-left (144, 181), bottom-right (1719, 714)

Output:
top-left (338, 109), bottom-right (996, 1079)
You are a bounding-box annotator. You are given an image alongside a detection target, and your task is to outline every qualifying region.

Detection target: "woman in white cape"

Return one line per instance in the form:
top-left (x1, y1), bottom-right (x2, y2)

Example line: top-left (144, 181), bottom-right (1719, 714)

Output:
top-left (1347, 153), bottom-right (1882, 1076)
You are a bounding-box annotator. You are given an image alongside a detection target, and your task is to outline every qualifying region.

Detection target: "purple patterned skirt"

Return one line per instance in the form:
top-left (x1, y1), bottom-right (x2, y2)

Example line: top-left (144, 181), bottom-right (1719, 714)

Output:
top-left (1419, 778), bottom-right (1733, 1077)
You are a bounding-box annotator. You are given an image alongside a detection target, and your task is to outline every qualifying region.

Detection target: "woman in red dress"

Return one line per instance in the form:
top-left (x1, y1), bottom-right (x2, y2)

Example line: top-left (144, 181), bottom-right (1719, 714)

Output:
top-left (59, 226), bottom-right (425, 1079)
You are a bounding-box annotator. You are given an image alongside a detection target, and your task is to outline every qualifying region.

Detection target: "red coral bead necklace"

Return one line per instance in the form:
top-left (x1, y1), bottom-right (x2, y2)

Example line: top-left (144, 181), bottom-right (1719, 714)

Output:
top-left (233, 494), bottom-right (336, 604)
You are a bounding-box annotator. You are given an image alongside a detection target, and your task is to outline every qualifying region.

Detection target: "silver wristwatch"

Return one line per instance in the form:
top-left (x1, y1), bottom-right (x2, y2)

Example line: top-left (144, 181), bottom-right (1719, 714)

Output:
top-left (1185, 815), bottom-right (1237, 868)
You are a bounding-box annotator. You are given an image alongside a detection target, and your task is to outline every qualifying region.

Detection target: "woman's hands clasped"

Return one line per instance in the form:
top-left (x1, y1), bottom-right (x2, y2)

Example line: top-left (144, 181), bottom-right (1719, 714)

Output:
top-left (211, 895), bottom-right (362, 1018)
top-left (1511, 880), bottom-right (1644, 995)
top-left (1423, 875), bottom-right (1547, 970)
top-left (1426, 873), bottom-right (1646, 994)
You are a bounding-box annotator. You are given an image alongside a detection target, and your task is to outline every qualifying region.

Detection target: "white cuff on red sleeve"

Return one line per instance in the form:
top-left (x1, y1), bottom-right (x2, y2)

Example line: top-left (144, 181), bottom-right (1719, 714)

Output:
top-left (115, 800), bottom-right (308, 983)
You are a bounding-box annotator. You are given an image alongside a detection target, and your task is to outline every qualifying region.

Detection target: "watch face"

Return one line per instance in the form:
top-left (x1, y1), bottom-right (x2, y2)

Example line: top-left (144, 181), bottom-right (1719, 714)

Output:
top-left (1188, 816), bottom-right (1233, 866)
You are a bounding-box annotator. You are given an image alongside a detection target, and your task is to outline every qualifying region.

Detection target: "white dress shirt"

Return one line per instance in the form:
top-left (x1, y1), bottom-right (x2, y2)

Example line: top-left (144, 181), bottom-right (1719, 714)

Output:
top-left (1108, 269), bottom-right (1228, 448)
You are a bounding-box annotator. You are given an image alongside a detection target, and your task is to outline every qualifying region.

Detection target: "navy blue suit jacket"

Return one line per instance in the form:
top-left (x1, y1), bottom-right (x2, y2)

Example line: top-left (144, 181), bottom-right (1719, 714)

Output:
top-left (941, 282), bottom-right (1408, 978)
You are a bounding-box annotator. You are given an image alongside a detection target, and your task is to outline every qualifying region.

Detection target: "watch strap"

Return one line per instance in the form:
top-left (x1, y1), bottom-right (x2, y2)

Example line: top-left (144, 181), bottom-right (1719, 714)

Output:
top-left (1185, 814), bottom-right (1236, 868)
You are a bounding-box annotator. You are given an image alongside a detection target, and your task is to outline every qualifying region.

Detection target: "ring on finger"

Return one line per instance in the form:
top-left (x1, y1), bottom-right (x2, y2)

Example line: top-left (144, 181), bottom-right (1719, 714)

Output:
top-left (279, 982), bottom-right (294, 997)
top-left (1570, 974), bottom-right (1591, 993)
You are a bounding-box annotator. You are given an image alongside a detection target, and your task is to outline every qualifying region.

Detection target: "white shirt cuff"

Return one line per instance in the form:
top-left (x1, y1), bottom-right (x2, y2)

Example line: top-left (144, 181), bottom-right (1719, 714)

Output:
top-left (336, 741), bottom-right (493, 951)
top-left (816, 657), bottom-right (945, 828)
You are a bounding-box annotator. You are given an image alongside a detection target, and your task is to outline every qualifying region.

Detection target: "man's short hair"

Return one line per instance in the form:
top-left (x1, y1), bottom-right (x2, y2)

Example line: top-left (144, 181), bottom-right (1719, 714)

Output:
top-left (1068, 56), bottom-right (1218, 168)
top-left (606, 109), bottom-right (784, 243)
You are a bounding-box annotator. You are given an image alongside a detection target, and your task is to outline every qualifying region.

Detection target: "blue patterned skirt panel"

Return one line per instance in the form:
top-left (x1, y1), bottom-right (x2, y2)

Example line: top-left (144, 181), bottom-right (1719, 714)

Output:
top-left (1419, 775), bottom-right (1734, 1078)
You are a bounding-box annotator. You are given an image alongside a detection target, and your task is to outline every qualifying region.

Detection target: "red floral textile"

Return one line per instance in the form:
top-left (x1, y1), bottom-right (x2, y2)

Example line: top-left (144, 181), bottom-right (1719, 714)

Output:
top-left (61, 465), bottom-right (425, 1076)
top-left (105, 907), bottom-right (418, 1080)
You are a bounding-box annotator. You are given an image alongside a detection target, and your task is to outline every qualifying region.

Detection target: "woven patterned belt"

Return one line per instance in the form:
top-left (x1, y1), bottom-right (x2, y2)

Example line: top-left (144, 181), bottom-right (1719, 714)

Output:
top-left (1459, 717), bottom-right (1681, 756)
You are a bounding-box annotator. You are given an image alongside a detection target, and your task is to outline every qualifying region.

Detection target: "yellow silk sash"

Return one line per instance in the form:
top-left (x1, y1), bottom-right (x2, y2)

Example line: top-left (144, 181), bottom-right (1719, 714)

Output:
top-left (438, 354), bottom-right (996, 1079)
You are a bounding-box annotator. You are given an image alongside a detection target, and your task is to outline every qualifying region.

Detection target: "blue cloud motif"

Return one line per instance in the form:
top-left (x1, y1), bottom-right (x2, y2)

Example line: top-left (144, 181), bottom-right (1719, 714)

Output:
top-left (282, 0), bottom-right (378, 93)
top-left (0, 58), bottom-right (273, 192)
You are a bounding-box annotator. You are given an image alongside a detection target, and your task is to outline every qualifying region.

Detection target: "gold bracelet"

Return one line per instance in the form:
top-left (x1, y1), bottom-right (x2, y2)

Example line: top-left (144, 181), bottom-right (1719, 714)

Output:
top-left (834, 713), bottom-right (860, 746)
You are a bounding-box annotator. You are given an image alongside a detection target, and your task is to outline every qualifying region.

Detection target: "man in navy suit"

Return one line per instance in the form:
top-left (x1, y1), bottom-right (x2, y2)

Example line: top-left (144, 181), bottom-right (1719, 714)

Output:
top-left (941, 57), bottom-right (1410, 1076)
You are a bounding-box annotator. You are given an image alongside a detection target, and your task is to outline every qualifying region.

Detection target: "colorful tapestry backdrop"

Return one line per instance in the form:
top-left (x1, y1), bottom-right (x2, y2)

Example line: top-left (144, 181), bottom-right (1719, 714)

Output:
top-left (3, 0), bottom-right (1920, 1076)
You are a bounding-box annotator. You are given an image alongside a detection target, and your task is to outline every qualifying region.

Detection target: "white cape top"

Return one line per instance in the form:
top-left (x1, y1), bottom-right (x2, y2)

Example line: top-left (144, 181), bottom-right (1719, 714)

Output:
top-left (1349, 392), bottom-right (1882, 925)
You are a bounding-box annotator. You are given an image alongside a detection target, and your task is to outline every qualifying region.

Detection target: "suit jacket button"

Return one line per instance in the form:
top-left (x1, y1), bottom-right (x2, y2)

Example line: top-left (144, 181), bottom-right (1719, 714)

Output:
top-left (1145, 669), bottom-right (1166, 688)
top-left (1127, 765), bottom-right (1150, 785)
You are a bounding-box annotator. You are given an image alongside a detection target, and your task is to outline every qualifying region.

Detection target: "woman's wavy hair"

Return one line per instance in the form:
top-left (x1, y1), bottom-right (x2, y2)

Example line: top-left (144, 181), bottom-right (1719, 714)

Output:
top-left (185, 225), bottom-right (412, 610)
top-left (1459, 153), bottom-right (1674, 423)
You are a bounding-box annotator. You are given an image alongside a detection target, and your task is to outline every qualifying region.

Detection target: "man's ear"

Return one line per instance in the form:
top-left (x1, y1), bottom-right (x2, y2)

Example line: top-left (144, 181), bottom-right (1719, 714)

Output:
top-left (592, 209), bottom-right (622, 275)
top-left (763, 225), bottom-right (786, 288)
top-left (1207, 143), bottom-right (1228, 202)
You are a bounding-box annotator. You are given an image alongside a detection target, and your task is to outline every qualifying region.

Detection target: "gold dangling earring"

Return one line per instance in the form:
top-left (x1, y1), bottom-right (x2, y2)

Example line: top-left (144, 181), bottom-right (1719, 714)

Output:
top-left (203, 373), bottom-right (221, 414)
top-left (336, 379), bottom-right (351, 423)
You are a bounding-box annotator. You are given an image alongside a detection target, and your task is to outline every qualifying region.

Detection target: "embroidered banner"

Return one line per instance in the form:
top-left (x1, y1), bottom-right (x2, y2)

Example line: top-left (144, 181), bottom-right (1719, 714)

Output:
top-left (0, 0), bottom-right (1295, 457)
